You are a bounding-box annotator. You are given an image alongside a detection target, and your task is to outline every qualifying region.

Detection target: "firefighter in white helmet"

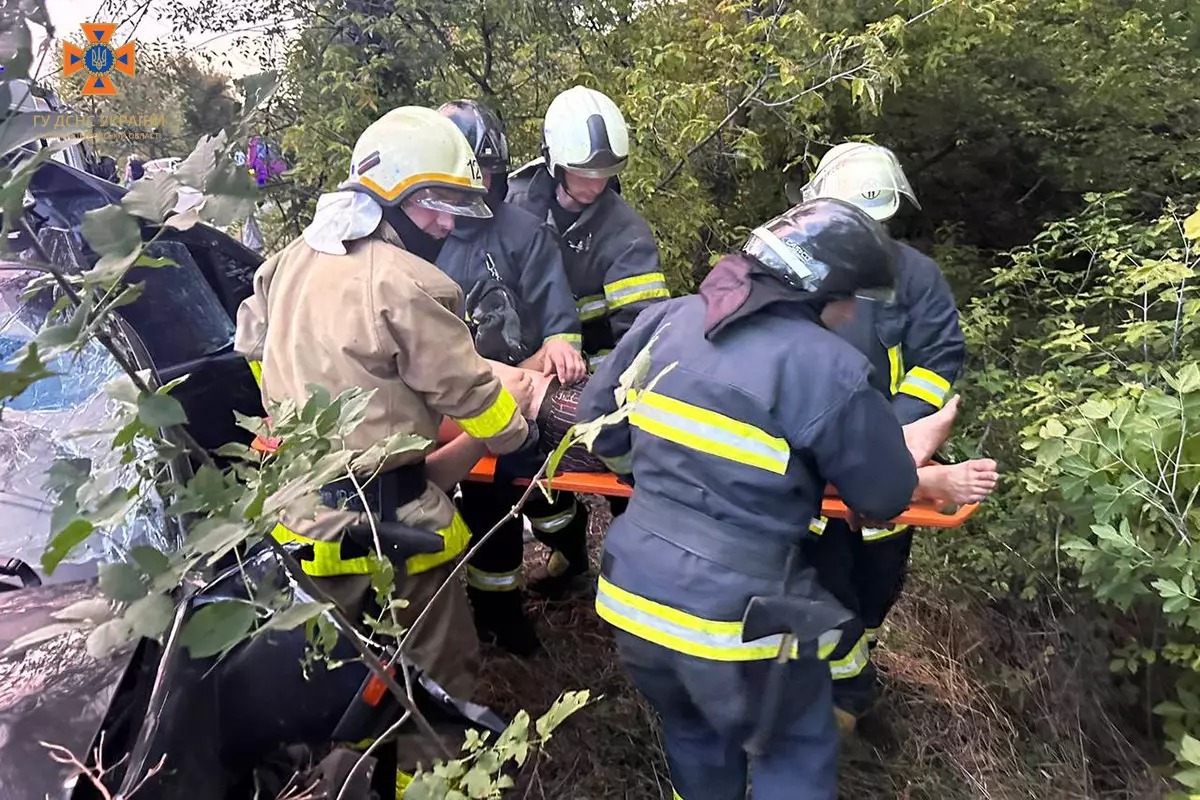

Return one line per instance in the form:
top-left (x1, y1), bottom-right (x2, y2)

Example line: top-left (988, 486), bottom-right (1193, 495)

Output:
top-left (507, 85), bottom-right (670, 596)
top-left (233, 107), bottom-right (539, 750)
top-left (800, 141), bottom-right (966, 733)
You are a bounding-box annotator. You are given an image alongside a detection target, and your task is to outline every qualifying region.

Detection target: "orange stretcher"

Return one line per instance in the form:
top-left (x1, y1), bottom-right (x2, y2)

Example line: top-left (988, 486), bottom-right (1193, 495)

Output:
top-left (465, 455), bottom-right (978, 529)
top-left (251, 435), bottom-right (977, 529)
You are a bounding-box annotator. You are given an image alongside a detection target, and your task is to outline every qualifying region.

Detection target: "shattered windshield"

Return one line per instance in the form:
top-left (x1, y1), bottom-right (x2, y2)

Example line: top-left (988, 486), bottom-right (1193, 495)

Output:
top-left (0, 267), bottom-right (175, 579)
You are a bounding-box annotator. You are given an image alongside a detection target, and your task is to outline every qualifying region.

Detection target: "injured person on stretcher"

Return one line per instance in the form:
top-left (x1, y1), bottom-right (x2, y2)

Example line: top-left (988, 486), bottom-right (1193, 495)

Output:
top-left (439, 362), bottom-right (999, 508)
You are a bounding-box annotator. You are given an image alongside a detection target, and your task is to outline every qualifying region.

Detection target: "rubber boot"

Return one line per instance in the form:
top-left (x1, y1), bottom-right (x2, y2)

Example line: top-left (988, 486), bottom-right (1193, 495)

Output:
top-left (467, 587), bottom-right (542, 657)
top-left (526, 520), bottom-right (590, 600)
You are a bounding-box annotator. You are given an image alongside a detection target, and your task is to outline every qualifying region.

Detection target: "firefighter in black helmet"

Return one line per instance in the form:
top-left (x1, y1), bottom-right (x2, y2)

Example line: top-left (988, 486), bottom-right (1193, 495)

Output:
top-left (575, 198), bottom-right (919, 800)
top-left (436, 99), bottom-right (585, 656)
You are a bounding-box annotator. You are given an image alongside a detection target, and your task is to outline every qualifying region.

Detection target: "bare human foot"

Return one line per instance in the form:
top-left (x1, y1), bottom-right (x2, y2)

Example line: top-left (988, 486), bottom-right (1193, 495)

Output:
top-left (903, 394), bottom-right (961, 467)
top-left (914, 458), bottom-right (999, 506)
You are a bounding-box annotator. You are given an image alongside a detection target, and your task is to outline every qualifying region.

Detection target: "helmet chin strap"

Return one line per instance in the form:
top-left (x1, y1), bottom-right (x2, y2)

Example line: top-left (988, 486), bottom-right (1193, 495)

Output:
top-left (555, 179), bottom-right (590, 211)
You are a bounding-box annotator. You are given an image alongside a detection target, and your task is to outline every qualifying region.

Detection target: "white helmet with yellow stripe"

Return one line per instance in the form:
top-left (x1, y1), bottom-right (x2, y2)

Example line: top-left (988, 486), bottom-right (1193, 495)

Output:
top-left (341, 105), bottom-right (492, 219)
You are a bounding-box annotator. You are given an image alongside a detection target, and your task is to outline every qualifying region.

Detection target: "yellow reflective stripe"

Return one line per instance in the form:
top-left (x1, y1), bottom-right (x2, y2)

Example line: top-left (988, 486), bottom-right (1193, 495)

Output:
top-left (887, 345), bottom-right (903, 396)
top-left (356, 170), bottom-right (474, 203)
top-left (596, 577), bottom-right (838, 662)
top-left (247, 359), bottom-right (263, 388)
top-left (586, 348), bottom-right (612, 373)
top-left (271, 511), bottom-right (471, 578)
top-left (406, 511), bottom-right (471, 574)
top-left (604, 272), bottom-right (670, 310)
top-left (599, 451), bottom-right (632, 474)
top-left (453, 387), bottom-right (518, 439)
top-left (809, 516), bottom-right (828, 536)
top-left (898, 366), bottom-right (951, 409)
top-left (865, 626), bottom-right (879, 644)
top-left (397, 769), bottom-right (413, 793)
top-left (861, 522), bottom-right (910, 542)
top-left (626, 389), bottom-right (790, 475)
top-left (673, 791), bottom-right (684, 800)
top-left (271, 523), bottom-right (372, 576)
top-left (577, 293), bottom-right (607, 321)
top-left (545, 332), bottom-right (583, 349)
top-left (467, 565), bottom-right (521, 591)
top-left (529, 505), bottom-right (577, 533)
top-left (829, 632), bottom-right (870, 679)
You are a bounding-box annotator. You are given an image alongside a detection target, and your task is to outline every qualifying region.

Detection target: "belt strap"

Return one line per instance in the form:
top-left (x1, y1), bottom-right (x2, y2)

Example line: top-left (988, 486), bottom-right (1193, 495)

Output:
top-left (319, 462), bottom-right (427, 522)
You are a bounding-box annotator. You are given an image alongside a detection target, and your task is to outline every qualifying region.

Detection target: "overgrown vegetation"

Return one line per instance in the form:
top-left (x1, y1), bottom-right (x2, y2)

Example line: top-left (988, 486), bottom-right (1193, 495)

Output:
top-left (3, 0), bottom-right (1200, 794)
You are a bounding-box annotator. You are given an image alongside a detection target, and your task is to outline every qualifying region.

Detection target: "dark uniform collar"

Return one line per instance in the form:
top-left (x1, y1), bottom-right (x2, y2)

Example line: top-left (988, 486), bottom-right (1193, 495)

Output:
top-left (700, 253), bottom-right (822, 340)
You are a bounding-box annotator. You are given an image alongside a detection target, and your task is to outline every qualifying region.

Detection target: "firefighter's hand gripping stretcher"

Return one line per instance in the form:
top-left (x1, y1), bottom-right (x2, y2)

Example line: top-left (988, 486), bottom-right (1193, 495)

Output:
top-left (432, 361), bottom-right (996, 530)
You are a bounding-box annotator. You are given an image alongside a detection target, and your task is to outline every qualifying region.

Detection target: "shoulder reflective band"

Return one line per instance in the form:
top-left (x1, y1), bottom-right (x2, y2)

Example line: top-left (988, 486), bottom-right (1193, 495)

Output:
top-left (604, 272), bottom-right (670, 311)
top-left (545, 332), bottom-right (583, 350)
top-left (887, 345), bottom-right (903, 396)
top-left (897, 366), bottom-right (951, 409)
top-left (454, 387), bottom-right (519, 439)
top-left (828, 632), bottom-right (870, 679)
top-left (596, 576), bottom-right (840, 662)
top-left (247, 359), bottom-right (263, 388)
top-left (626, 388), bottom-right (790, 475)
top-left (577, 293), bottom-right (608, 322)
top-left (467, 564), bottom-right (521, 592)
top-left (271, 511), bottom-right (471, 578)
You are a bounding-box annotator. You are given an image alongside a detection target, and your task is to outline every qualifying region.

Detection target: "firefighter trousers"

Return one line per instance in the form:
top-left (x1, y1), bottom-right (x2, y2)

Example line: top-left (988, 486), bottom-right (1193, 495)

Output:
top-left (457, 482), bottom-right (589, 596)
top-left (804, 518), bottom-right (915, 715)
top-left (614, 630), bottom-right (838, 800)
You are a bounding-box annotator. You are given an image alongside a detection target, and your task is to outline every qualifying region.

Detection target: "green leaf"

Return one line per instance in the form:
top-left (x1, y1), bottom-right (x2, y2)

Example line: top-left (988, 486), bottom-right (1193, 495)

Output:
top-left (1078, 399), bottom-right (1114, 420)
top-left (462, 765), bottom-right (494, 798)
top-left (1183, 207), bottom-right (1200, 242)
top-left (1155, 579), bottom-right (1184, 599)
top-left (179, 600), bottom-right (256, 657)
top-left (1043, 418), bottom-right (1067, 438)
top-left (125, 593), bottom-right (175, 639)
top-left (138, 392), bottom-right (188, 428)
top-left (1181, 734), bottom-right (1200, 766)
top-left (121, 173), bottom-right (181, 223)
top-left (99, 562), bottom-right (148, 602)
top-left (81, 204), bottom-right (142, 262)
top-left (535, 690), bottom-right (592, 739)
top-left (41, 519), bottom-right (94, 574)
top-left (1174, 767), bottom-right (1200, 789)
top-left (187, 520), bottom-right (249, 558)
top-left (164, 208), bottom-right (202, 230)
top-left (258, 601), bottom-right (331, 634)
top-left (51, 598), bottom-right (115, 624)
top-left (0, 342), bottom-right (56, 402)
top-left (130, 546), bottom-right (171, 576)
top-left (1177, 364), bottom-right (1200, 395)
top-left (86, 617), bottom-right (137, 659)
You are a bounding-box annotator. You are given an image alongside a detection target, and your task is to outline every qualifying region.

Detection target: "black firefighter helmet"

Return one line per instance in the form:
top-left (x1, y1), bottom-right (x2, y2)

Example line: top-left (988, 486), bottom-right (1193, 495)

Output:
top-left (438, 99), bottom-right (510, 174)
top-left (742, 197), bottom-right (899, 304)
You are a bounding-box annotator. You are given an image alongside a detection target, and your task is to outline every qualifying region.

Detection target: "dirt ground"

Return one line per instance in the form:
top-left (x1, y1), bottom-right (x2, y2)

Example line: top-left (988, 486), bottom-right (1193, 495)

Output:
top-left (477, 498), bottom-right (1169, 800)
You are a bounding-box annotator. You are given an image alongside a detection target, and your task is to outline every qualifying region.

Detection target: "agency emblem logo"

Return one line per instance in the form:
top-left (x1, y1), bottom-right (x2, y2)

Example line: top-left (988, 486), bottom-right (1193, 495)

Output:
top-left (63, 23), bottom-right (135, 96)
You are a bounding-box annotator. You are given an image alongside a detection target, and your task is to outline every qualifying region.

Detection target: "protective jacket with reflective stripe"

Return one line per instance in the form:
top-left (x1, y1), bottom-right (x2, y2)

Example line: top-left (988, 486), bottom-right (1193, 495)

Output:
top-left (436, 201), bottom-right (581, 352)
top-left (507, 161), bottom-right (669, 366)
top-left (233, 222), bottom-right (530, 576)
top-left (831, 242), bottom-right (964, 425)
top-left (576, 255), bottom-right (918, 659)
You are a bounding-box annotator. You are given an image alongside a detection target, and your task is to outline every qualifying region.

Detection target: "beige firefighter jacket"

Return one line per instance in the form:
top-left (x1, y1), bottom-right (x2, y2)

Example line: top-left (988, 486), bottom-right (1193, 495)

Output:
top-left (233, 221), bottom-right (529, 581)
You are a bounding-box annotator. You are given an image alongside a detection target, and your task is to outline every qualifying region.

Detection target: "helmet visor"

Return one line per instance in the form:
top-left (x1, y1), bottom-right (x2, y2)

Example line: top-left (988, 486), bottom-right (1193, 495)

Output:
top-left (801, 145), bottom-right (919, 221)
top-left (563, 159), bottom-right (627, 180)
top-left (407, 186), bottom-right (492, 219)
top-left (854, 285), bottom-right (897, 304)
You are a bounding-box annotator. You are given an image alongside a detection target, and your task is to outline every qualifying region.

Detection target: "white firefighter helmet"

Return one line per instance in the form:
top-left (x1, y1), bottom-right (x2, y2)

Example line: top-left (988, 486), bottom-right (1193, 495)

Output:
top-left (801, 142), bottom-right (920, 222)
top-left (340, 105), bottom-right (490, 218)
top-left (542, 86), bottom-right (629, 179)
